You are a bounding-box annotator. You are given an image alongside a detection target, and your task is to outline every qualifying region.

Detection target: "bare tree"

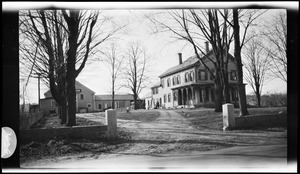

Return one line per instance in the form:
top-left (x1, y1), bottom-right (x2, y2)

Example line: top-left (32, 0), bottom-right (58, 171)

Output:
top-left (261, 11), bottom-right (287, 82)
top-left (147, 9), bottom-right (234, 112)
top-left (20, 10), bottom-right (69, 123)
top-left (19, 10), bottom-right (121, 126)
top-left (101, 43), bottom-right (124, 109)
top-left (122, 41), bottom-right (150, 110)
top-left (243, 35), bottom-right (271, 107)
top-left (231, 9), bottom-right (267, 116)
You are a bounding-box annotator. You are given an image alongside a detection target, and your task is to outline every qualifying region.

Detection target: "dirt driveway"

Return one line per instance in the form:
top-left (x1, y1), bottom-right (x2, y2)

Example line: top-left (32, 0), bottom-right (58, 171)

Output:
top-left (77, 109), bottom-right (286, 156)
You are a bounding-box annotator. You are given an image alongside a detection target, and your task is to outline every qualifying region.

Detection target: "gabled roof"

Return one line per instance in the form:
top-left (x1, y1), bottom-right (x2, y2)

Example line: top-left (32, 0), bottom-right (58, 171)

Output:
top-left (150, 81), bottom-right (161, 89)
top-left (159, 50), bottom-right (234, 78)
top-left (159, 55), bottom-right (199, 78)
top-left (95, 94), bottom-right (137, 101)
top-left (43, 80), bottom-right (95, 98)
top-left (140, 92), bottom-right (152, 99)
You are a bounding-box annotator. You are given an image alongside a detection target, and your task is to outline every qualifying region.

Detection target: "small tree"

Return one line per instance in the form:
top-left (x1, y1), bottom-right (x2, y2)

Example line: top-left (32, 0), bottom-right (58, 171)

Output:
top-left (122, 41), bottom-right (150, 110)
top-left (102, 43), bottom-right (124, 109)
top-left (243, 35), bottom-right (271, 107)
top-left (261, 11), bottom-right (287, 82)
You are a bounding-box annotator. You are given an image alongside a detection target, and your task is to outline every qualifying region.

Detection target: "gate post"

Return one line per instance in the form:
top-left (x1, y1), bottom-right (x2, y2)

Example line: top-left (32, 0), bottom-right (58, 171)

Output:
top-left (222, 103), bottom-right (235, 130)
top-left (105, 109), bottom-right (117, 140)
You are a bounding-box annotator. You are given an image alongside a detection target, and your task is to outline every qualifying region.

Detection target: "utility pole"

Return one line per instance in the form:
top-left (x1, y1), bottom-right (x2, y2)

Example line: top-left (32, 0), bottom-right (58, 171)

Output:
top-left (36, 73), bottom-right (41, 111)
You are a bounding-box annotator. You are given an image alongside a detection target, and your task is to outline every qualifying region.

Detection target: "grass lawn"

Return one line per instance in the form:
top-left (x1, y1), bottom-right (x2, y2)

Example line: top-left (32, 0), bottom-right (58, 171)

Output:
top-left (175, 107), bottom-right (287, 131)
top-left (117, 109), bottom-right (160, 122)
top-left (30, 114), bottom-right (102, 129)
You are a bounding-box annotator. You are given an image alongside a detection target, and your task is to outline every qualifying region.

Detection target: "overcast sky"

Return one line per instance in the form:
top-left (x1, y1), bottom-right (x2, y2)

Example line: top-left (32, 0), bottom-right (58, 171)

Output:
top-left (5, 2), bottom-right (295, 104)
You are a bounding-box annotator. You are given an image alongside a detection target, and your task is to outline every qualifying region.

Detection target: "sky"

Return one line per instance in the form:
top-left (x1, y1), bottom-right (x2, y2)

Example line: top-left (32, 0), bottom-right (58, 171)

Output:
top-left (5, 2), bottom-right (295, 104)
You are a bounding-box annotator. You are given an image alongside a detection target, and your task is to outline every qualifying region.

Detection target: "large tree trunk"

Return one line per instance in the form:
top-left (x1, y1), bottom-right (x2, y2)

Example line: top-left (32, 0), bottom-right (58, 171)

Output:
top-left (64, 10), bottom-right (80, 126)
top-left (66, 73), bottom-right (76, 126)
top-left (60, 98), bottom-right (67, 124)
top-left (214, 75), bottom-right (223, 112)
top-left (223, 73), bottom-right (231, 103)
top-left (233, 9), bottom-right (250, 116)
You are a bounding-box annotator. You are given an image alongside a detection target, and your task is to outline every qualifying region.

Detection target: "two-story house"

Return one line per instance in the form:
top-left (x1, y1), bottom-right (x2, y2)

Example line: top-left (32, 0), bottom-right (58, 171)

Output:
top-left (150, 45), bottom-right (239, 109)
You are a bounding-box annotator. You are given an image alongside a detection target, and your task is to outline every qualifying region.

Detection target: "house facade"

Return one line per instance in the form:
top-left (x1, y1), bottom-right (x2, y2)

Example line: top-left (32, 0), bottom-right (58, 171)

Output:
top-left (149, 47), bottom-right (240, 109)
top-left (94, 94), bottom-right (135, 111)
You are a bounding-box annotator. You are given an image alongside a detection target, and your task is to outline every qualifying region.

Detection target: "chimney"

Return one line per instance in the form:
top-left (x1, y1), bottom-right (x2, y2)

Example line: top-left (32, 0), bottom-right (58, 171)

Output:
top-left (178, 53), bottom-right (182, 65)
top-left (205, 41), bottom-right (209, 53)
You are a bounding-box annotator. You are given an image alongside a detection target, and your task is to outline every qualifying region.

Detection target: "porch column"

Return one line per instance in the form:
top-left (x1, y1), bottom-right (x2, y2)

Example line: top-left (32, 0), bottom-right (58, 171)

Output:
top-left (191, 87), bottom-right (195, 105)
top-left (201, 87), bottom-right (206, 103)
top-left (186, 87), bottom-right (189, 106)
top-left (181, 89), bottom-right (185, 106)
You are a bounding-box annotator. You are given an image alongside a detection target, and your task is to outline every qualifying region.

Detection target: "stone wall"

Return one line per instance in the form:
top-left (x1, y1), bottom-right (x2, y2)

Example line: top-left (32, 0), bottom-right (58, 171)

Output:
top-left (234, 113), bottom-right (287, 129)
top-left (19, 111), bottom-right (49, 130)
top-left (20, 125), bottom-right (108, 143)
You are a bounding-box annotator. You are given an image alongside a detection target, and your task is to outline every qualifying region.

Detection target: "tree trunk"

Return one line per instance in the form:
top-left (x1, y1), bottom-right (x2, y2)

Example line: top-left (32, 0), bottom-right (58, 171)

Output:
top-left (133, 92), bottom-right (138, 110)
top-left (112, 90), bottom-right (115, 109)
top-left (256, 92), bottom-right (261, 107)
top-left (112, 79), bottom-right (115, 109)
top-left (214, 75), bottom-right (223, 112)
top-left (60, 97), bottom-right (67, 124)
top-left (223, 78), bottom-right (231, 103)
top-left (66, 75), bottom-right (76, 126)
top-left (233, 9), bottom-right (250, 116)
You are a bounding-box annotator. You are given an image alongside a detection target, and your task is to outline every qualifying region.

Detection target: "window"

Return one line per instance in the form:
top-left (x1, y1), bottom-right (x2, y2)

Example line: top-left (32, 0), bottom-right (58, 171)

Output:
top-left (98, 104), bottom-right (102, 109)
top-left (164, 94), bottom-right (167, 103)
top-left (152, 88), bottom-right (159, 95)
top-left (190, 71), bottom-right (194, 81)
top-left (87, 103), bottom-right (92, 108)
top-left (161, 79), bottom-right (164, 88)
top-left (173, 91), bottom-right (177, 101)
top-left (115, 101), bottom-right (119, 108)
top-left (119, 101), bottom-right (125, 108)
top-left (80, 93), bottom-right (84, 100)
top-left (167, 78), bottom-right (171, 87)
top-left (172, 77), bottom-right (176, 85)
top-left (198, 70), bottom-right (207, 80)
top-left (185, 72), bottom-right (189, 82)
top-left (177, 75), bottom-right (181, 84)
top-left (168, 93), bottom-right (171, 102)
top-left (230, 70), bottom-right (237, 81)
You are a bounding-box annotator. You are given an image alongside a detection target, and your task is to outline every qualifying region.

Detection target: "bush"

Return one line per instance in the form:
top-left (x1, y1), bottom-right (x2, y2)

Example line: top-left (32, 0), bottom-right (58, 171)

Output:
top-left (247, 92), bottom-right (287, 107)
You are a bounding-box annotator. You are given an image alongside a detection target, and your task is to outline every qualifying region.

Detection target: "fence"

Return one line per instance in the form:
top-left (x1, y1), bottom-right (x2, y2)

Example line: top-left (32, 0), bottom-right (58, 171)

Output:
top-left (20, 109), bottom-right (117, 143)
top-left (19, 110), bottom-right (49, 130)
top-left (222, 103), bottom-right (287, 130)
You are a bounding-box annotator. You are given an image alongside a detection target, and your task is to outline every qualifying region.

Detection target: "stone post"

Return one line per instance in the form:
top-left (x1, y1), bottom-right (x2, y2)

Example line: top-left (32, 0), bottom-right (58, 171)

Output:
top-left (105, 109), bottom-right (117, 140)
top-left (222, 103), bottom-right (235, 130)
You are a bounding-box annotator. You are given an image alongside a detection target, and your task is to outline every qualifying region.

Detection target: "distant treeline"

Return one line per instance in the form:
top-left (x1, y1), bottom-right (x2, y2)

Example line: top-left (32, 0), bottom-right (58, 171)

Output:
top-left (247, 92), bottom-right (287, 107)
